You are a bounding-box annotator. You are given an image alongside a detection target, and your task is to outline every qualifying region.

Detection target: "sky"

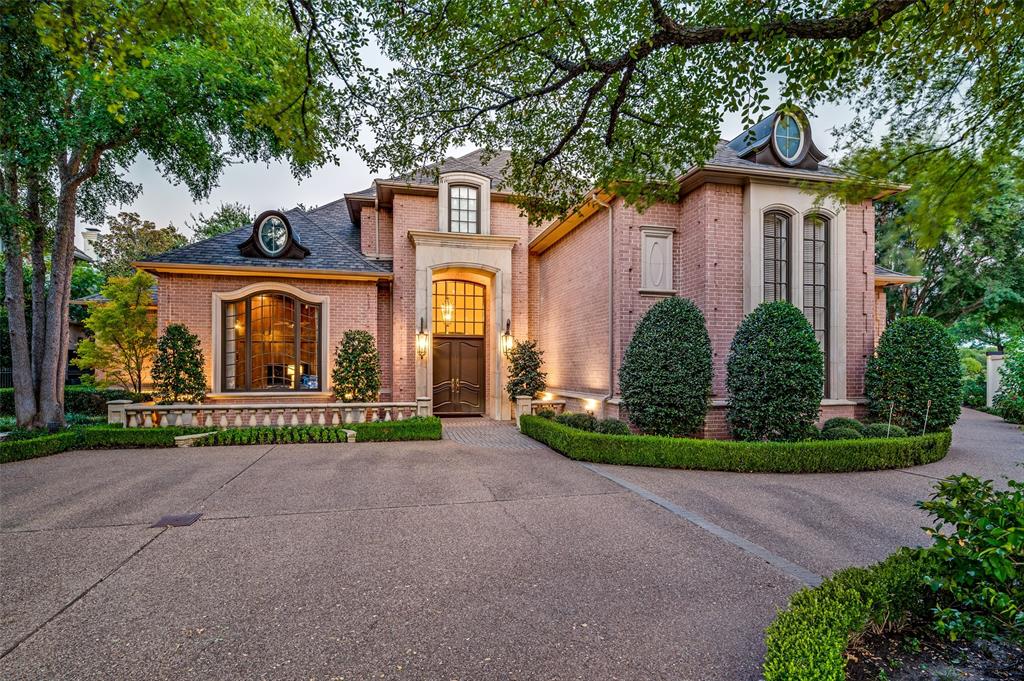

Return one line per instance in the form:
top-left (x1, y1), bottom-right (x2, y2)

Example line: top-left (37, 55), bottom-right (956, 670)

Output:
top-left (79, 91), bottom-right (856, 246)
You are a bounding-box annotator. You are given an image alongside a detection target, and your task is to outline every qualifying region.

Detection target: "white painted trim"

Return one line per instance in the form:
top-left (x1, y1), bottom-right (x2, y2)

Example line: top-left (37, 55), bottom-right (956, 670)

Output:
top-left (640, 225), bottom-right (675, 293)
top-left (211, 282), bottom-right (331, 395)
top-left (438, 171), bottom-right (491, 235)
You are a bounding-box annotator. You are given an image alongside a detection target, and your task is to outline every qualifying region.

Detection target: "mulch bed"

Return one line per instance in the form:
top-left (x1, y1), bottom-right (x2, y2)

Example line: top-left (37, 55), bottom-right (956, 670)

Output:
top-left (846, 623), bottom-right (1024, 681)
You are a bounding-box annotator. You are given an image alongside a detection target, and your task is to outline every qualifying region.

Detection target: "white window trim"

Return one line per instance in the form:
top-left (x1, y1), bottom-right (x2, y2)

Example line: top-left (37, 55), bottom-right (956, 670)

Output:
top-left (743, 183), bottom-right (846, 399)
top-left (210, 282), bottom-right (331, 395)
top-left (639, 225), bottom-right (676, 294)
top-left (438, 171), bottom-right (491, 235)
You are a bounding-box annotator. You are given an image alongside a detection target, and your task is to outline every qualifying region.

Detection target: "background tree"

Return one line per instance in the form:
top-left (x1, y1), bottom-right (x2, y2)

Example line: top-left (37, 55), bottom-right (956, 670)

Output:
top-left (151, 324), bottom-right (207, 404)
top-left (73, 271), bottom-right (157, 393)
top-left (93, 212), bottom-right (187, 278)
top-left (865, 316), bottom-right (962, 434)
top-left (727, 302), bottom-right (824, 442)
top-left (505, 339), bottom-right (546, 402)
top-left (187, 202), bottom-right (253, 242)
top-left (331, 330), bottom-right (381, 402)
top-left (871, 158), bottom-right (1024, 350)
top-left (1, 0), bottom-right (356, 428)
top-left (619, 296), bottom-right (712, 437)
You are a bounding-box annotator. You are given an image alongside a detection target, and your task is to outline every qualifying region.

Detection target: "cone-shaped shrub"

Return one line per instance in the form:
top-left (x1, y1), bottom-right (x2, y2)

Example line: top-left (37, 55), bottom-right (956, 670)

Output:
top-left (331, 330), bottom-right (382, 402)
top-left (727, 301), bottom-right (824, 441)
top-left (865, 316), bottom-right (961, 433)
top-left (619, 296), bottom-right (712, 436)
top-left (151, 324), bottom-right (207, 404)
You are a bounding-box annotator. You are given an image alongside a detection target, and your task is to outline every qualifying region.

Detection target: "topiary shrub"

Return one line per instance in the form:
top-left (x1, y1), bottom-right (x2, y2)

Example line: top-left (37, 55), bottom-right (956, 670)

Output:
top-left (865, 316), bottom-right (961, 433)
top-left (819, 427), bottom-right (863, 441)
top-left (151, 324), bottom-right (207, 404)
top-left (821, 417), bottom-right (864, 434)
top-left (727, 301), bottom-right (824, 441)
top-left (535, 408), bottom-right (557, 420)
top-left (331, 330), bottom-right (382, 402)
top-left (993, 348), bottom-right (1024, 424)
top-left (595, 418), bottom-right (630, 435)
top-left (505, 339), bottom-right (547, 401)
top-left (619, 296), bottom-right (712, 436)
top-left (862, 423), bottom-right (908, 438)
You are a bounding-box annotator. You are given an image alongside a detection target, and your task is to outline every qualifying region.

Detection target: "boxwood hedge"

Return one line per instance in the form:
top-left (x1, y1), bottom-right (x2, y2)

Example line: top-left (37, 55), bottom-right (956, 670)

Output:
top-left (193, 418), bottom-right (442, 445)
top-left (520, 415), bottom-right (951, 473)
top-left (0, 425), bottom-right (203, 464)
top-left (763, 550), bottom-right (931, 681)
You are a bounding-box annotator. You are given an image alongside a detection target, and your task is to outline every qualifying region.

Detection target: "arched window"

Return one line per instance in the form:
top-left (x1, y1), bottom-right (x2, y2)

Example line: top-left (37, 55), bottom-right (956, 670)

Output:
top-left (449, 185), bottom-right (479, 233)
top-left (803, 214), bottom-right (829, 389)
top-left (432, 280), bottom-right (485, 335)
top-left (763, 211), bottom-right (790, 302)
top-left (222, 292), bottom-right (321, 391)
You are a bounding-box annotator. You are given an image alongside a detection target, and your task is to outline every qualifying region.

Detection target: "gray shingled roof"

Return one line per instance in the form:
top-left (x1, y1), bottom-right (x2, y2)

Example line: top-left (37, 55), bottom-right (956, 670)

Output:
top-left (137, 204), bottom-right (390, 274)
top-left (704, 140), bottom-right (843, 180)
top-left (875, 264), bottom-right (920, 281)
top-left (351, 149), bottom-right (515, 198)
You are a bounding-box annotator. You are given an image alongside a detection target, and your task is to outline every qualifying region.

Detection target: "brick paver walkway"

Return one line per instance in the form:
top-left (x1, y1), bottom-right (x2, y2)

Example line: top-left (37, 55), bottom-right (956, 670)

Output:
top-left (441, 416), bottom-right (548, 449)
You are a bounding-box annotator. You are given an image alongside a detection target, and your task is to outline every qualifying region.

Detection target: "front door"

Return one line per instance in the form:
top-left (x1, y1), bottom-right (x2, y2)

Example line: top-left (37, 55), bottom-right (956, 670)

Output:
top-left (432, 336), bottom-right (485, 415)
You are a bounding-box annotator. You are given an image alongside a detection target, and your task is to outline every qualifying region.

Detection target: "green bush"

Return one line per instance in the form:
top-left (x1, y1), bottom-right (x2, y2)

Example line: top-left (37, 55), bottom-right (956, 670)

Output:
top-left (763, 550), bottom-right (931, 681)
top-left (331, 330), bottom-right (382, 401)
top-left (535, 408), bottom-right (557, 419)
top-left (865, 316), bottom-right (962, 433)
top-left (151, 324), bottom-right (207, 404)
top-left (505, 339), bottom-right (547, 401)
top-left (0, 425), bottom-right (203, 464)
top-left (595, 418), bottom-right (630, 435)
top-left (962, 374), bottom-right (987, 408)
top-left (619, 296), bottom-right (712, 436)
top-left (821, 417), bottom-right (864, 433)
top-left (0, 386), bottom-right (148, 417)
top-left (727, 302), bottom-right (824, 441)
top-left (994, 349), bottom-right (1024, 424)
top-left (192, 418), bottom-right (442, 446)
top-left (520, 415), bottom-right (951, 473)
top-left (917, 475), bottom-right (1023, 643)
top-left (555, 412), bottom-right (598, 432)
top-left (861, 423), bottom-right (908, 438)
top-left (819, 427), bottom-right (862, 441)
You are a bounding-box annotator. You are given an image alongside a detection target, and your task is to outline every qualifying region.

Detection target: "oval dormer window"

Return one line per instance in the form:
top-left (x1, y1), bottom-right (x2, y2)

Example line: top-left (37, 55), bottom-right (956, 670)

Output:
top-left (258, 215), bottom-right (288, 256)
top-left (773, 113), bottom-right (803, 164)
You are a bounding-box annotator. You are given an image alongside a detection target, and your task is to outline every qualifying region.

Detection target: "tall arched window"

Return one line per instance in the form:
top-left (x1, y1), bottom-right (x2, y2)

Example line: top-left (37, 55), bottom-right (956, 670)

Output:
top-left (803, 214), bottom-right (829, 389)
top-left (222, 292), bottom-right (321, 391)
top-left (763, 211), bottom-right (790, 302)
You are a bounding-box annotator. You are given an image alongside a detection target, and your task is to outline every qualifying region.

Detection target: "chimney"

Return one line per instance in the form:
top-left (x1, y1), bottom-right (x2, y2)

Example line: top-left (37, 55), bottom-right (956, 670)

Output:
top-left (81, 227), bottom-right (101, 259)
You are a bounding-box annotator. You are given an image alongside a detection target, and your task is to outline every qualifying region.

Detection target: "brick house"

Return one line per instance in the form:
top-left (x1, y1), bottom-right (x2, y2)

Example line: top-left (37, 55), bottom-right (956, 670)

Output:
top-left (136, 109), bottom-right (917, 434)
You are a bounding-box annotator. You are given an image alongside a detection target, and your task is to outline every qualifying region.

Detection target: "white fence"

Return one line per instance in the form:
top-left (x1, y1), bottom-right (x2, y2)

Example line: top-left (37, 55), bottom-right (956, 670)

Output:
top-left (110, 398), bottom-right (431, 429)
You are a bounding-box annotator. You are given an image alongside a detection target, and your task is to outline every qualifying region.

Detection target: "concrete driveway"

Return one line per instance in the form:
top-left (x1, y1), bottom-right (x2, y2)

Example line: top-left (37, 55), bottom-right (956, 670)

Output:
top-left (1, 410), bottom-right (1021, 680)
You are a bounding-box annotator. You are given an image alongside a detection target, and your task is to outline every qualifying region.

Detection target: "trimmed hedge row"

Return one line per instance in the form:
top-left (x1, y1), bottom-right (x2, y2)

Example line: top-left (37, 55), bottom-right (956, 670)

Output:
top-left (192, 417), bottom-right (442, 446)
top-left (519, 415), bottom-right (952, 473)
top-left (0, 425), bottom-right (203, 464)
top-left (763, 550), bottom-right (930, 681)
top-left (0, 386), bottom-right (149, 417)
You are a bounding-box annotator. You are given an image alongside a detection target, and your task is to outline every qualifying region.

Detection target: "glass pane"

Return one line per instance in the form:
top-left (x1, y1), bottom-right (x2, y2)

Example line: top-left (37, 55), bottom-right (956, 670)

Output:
top-left (432, 280), bottom-right (485, 335)
top-left (250, 293), bottom-right (296, 391)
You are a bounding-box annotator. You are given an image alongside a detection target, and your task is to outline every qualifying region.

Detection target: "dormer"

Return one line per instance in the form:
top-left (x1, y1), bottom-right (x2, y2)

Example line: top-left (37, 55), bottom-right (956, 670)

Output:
top-left (237, 210), bottom-right (310, 259)
top-left (727, 107), bottom-right (827, 171)
top-left (437, 171), bottom-right (491, 235)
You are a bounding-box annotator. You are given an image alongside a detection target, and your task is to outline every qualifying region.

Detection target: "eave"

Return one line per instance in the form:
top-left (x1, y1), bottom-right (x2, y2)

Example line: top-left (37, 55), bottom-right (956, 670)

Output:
top-left (874, 273), bottom-right (922, 286)
top-left (133, 261), bottom-right (392, 282)
top-left (529, 188), bottom-right (614, 255)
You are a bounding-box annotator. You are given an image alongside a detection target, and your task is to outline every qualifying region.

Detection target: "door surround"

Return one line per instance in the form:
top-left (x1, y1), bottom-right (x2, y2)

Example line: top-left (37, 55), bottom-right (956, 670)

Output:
top-left (409, 230), bottom-right (517, 419)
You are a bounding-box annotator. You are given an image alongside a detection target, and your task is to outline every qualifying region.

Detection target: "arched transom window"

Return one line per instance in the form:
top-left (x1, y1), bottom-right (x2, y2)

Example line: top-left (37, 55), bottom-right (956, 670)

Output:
top-left (763, 211), bottom-right (790, 302)
top-left (432, 280), bottom-right (485, 336)
top-left (222, 292), bottom-right (321, 391)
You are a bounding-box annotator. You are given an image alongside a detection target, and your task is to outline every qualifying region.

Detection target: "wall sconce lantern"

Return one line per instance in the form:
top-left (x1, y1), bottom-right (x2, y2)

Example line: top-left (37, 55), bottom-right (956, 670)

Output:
top-left (416, 318), bottom-right (429, 359)
top-left (501, 318), bottom-right (515, 357)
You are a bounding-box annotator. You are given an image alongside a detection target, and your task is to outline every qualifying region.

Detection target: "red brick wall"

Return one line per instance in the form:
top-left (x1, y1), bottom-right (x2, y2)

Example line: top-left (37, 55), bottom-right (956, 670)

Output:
top-left (155, 273), bottom-right (378, 397)
top-left (845, 200), bottom-right (876, 399)
top-left (377, 282), bottom-right (393, 398)
top-left (389, 195), bottom-right (433, 401)
top-left (359, 205), bottom-right (395, 257)
top-left (492, 200), bottom-right (531, 342)
top-left (534, 208), bottom-right (611, 394)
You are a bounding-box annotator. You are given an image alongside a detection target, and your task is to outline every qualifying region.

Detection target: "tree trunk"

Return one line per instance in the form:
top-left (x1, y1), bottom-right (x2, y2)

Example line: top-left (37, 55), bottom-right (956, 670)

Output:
top-left (28, 174), bottom-right (48, 390)
top-left (0, 165), bottom-right (41, 427)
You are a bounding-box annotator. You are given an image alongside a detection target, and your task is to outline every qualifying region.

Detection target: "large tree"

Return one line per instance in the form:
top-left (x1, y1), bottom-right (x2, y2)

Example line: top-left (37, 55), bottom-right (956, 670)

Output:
top-left (280, 0), bottom-right (1024, 224)
top-left (0, 0), bottom-right (356, 428)
top-left (875, 160), bottom-right (1024, 351)
top-left (187, 202), bottom-right (253, 242)
top-left (94, 212), bottom-right (187, 278)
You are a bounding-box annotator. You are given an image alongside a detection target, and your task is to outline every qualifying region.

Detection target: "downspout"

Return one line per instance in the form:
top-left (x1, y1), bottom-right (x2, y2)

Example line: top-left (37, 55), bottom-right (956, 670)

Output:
top-left (374, 193), bottom-right (381, 259)
top-left (594, 194), bottom-right (615, 408)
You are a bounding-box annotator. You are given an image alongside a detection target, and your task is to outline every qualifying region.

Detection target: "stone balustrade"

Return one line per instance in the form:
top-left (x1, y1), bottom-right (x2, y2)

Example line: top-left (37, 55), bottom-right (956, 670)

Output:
top-left (112, 398), bottom-right (431, 429)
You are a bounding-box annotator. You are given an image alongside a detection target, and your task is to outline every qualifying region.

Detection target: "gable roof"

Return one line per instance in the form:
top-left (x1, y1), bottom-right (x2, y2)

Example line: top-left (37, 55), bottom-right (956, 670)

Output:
top-left (136, 204), bottom-right (391, 277)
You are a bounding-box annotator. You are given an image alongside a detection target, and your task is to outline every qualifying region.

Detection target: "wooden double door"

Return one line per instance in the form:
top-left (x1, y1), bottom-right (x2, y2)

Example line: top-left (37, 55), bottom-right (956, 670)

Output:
top-left (432, 336), bottom-right (485, 415)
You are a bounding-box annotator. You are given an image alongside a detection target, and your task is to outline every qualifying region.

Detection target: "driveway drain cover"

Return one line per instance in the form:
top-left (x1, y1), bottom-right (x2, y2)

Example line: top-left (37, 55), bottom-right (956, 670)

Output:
top-left (150, 513), bottom-right (202, 528)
